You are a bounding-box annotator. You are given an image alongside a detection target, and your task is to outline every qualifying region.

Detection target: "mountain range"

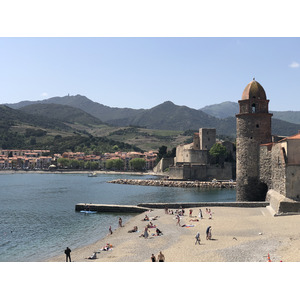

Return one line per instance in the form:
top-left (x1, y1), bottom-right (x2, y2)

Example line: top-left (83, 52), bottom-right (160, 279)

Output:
top-left (4, 95), bottom-right (300, 138)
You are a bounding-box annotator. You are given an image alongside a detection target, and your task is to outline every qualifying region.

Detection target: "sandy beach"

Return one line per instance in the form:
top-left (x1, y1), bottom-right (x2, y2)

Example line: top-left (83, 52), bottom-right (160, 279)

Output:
top-left (47, 206), bottom-right (300, 262)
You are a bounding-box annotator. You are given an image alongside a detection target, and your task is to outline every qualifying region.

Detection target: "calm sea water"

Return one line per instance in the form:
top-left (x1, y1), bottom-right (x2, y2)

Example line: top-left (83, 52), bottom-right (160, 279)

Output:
top-left (0, 173), bottom-right (236, 262)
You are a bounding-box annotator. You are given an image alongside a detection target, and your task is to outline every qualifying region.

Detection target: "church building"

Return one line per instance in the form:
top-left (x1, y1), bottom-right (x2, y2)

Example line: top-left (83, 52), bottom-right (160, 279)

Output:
top-left (236, 79), bottom-right (300, 214)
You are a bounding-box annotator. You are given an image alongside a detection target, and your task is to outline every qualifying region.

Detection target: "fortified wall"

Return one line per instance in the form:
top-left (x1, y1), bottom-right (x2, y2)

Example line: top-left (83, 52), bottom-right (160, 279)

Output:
top-left (168, 128), bottom-right (234, 181)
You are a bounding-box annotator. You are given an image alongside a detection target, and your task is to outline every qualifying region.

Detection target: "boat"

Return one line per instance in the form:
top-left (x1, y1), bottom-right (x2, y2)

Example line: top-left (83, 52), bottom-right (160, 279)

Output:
top-left (80, 210), bottom-right (97, 214)
top-left (88, 172), bottom-right (97, 177)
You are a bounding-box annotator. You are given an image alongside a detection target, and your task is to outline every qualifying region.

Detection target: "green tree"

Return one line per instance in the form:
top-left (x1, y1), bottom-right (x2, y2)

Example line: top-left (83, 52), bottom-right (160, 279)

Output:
top-left (129, 158), bottom-right (146, 171)
top-left (57, 158), bottom-right (70, 168)
top-left (105, 159), bottom-right (114, 170)
top-left (209, 143), bottom-right (227, 164)
top-left (113, 158), bottom-right (124, 170)
top-left (157, 145), bottom-right (167, 160)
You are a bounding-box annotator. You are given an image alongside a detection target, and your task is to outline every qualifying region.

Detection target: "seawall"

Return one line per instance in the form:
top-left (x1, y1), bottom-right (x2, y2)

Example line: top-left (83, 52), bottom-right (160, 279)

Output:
top-left (75, 201), bottom-right (269, 213)
top-left (107, 179), bottom-right (236, 188)
top-left (75, 203), bottom-right (149, 213)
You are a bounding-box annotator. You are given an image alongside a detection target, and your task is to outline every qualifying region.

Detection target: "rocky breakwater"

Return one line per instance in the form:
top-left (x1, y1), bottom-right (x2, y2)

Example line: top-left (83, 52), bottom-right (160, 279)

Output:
top-left (107, 179), bottom-right (236, 189)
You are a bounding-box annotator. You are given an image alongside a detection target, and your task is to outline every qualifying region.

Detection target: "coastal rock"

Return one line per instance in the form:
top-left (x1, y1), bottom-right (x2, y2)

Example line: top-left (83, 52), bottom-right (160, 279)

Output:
top-left (107, 179), bottom-right (236, 189)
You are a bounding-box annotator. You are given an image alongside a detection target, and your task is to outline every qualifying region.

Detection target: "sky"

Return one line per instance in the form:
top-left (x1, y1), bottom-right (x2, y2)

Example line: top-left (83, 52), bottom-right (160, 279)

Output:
top-left (1, 37), bottom-right (300, 111)
top-left (1, 1), bottom-right (300, 113)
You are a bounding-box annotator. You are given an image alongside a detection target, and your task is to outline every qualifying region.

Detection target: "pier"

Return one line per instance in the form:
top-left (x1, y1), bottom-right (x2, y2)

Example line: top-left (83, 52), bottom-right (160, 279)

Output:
top-left (75, 203), bottom-right (149, 213)
top-left (75, 201), bottom-right (269, 213)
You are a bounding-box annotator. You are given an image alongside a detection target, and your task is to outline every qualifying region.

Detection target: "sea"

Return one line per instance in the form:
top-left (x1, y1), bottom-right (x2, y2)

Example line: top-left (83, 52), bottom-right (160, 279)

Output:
top-left (0, 172), bottom-right (236, 262)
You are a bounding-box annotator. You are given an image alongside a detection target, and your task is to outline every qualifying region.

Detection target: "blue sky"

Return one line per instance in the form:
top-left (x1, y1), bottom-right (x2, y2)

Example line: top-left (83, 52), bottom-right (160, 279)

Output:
top-left (1, 37), bottom-right (300, 111)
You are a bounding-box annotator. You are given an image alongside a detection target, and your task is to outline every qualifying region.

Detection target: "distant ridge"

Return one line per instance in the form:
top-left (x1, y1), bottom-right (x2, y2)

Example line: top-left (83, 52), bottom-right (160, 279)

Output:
top-left (200, 101), bottom-right (300, 124)
top-left (6, 94), bottom-right (144, 122)
top-left (200, 101), bottom-right (239, 119)
top-left (5, 96), bottom-right (300, 137)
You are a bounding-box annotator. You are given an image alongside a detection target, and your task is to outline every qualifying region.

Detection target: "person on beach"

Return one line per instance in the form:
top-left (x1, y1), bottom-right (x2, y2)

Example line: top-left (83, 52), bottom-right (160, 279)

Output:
top-left (206, 226), bottom-right (212, 240)
top-left (64, 247), bottom-right (71, 262)
top-left (189, 209), bottom-right (193, 217)
top-left (195, 232), bottom-right (201, 245)
top-left (144, 226), bottom-right (149, 238)
top-left (199, 209), bottom-right (203, 219)
top-left (128, 226), bottom-right (138, 233)
top-left (109, 226), bottom-right (113, 235)
top-left (118, 217), bottom-right (123, 227)
top-left (176, 214), bottom-right (181, 226)
top-left (157, 251), bottom-right (165, 262)
top-left (156, 228), bottom-right (163, 236)
top-left (151, 254), bottom-right (156, 262)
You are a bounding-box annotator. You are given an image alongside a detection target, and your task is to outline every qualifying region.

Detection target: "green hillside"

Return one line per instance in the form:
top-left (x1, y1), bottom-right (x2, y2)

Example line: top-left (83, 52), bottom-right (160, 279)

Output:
top-left (19, 103), bottom-right (104, 126)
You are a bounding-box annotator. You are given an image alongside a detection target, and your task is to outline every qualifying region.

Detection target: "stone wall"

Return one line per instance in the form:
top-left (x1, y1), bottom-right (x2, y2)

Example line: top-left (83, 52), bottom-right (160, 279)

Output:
top-left (153, 157), bottom-right (174, 173)
top-left (236, 113), bottom-right (272, 201)
top-left (199, 128), bottom-right (216, 150)
top-left (286, 165), bottom-right (300, 201)
top-left (175, 144), bottom-right (208, 164)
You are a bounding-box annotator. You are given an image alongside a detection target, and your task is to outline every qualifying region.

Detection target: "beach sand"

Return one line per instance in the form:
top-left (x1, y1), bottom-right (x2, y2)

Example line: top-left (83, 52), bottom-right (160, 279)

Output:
top-left (46, 206), bottom-right (300, 262)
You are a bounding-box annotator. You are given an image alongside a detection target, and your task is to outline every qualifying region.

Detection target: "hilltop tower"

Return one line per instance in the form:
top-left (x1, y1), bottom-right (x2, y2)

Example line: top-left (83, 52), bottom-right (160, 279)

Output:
top-left (236, 79), bottom-right (273, 201)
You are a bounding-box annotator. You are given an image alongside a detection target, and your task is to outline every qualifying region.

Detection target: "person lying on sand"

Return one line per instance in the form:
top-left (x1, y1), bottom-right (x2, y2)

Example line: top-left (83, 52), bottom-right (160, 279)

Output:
top-left (189, 218), bottom-right (199, 222)
top-left (86, 252), bottom-right (97, 259)
top-left (100, 243), bottom-right (113, 251)
top-left (143, 215), bottom-right (150, 221)
top-left (128, 226), bottom-right (138, 233)
top-left (156, 228), bottom-right (163, 236)
top-left (147, 222), bottom-right (156, 228)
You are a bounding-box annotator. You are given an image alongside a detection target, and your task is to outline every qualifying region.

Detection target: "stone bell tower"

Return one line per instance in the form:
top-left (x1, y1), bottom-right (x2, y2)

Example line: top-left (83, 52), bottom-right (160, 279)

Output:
top-left (236, 79), bottom-right (273, 201)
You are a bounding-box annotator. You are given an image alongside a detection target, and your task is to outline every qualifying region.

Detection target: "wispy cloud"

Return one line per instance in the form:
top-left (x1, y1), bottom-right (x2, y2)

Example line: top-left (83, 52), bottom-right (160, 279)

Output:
top-left (41, 92), bottom-right (48, 98)
top-left (289, 61), bottom-right (300, 68)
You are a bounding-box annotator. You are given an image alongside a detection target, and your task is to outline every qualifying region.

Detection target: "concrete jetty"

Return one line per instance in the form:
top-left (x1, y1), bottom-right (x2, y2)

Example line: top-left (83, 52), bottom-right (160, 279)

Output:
top-left (75, 201), bottom-right (269, 213)
top-left (75, 203), bottom-right (149, 213)
top-left (137, 202), bottom-right (269, 209)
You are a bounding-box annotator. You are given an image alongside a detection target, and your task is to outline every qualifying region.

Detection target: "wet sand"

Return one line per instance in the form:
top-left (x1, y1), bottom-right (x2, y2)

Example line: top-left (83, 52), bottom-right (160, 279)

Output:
top-left (46, 206), bottom-right (300, 262)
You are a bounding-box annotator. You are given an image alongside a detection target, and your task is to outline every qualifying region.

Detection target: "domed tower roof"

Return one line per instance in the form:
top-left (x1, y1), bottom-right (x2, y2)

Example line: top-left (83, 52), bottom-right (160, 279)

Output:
top-left (241, 79), bottom-right (267, 100)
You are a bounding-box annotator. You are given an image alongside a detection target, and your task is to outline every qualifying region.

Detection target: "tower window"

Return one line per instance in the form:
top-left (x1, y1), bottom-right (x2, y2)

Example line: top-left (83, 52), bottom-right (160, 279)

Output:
top-left (251, 104), bottom-right (256, 113)
top-left (256, 124), bottom-right (259, 128)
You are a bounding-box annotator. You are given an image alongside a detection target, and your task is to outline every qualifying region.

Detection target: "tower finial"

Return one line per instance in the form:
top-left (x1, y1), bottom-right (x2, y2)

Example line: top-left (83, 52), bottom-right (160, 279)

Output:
top-left (253, 77), bottom-right (255, 81)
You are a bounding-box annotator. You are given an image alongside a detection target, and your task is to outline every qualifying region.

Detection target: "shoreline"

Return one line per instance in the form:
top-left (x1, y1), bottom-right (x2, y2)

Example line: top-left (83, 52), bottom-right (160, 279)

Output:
top-left (0, 170), bottom-right (161, 176)
top-left (46, 206), bottom-right (300, 262)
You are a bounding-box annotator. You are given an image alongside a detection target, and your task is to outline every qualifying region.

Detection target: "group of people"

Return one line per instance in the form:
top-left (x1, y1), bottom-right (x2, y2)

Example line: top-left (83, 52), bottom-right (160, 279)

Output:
top-left (194, 226), bottom-right (213, 245)
top-left (151, 251), bottom-right (165, 262)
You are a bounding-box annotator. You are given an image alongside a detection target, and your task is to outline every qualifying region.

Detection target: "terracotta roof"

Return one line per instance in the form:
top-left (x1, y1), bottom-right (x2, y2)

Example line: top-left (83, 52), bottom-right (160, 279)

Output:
top-left (278, 132), bottom-right (300, 142)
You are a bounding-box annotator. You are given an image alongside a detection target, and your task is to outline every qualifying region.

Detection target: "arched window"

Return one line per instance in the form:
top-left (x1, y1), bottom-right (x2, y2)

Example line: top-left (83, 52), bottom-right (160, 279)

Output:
top-left (251, 103), bottom-right (256, 113)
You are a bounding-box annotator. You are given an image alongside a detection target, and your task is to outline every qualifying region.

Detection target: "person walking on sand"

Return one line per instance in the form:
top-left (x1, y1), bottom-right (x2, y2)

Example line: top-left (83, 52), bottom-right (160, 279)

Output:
top-left (109, 226), bottom-right (113, 234)
top-left (144, 226), bottom-right (149, 239)
top-left (195, 232), bottom-right (201, 245)
top-left (189, 209), bottom-right (193, 217)
top-left (176, 214), bottom-right (181, 226)
top-left (157, 251), bottom-right (165, 262)
top-left (151, 254), bottom-right (156, 262)
top-left (64, 247), bottom-right (71, 262)
top-left (118, 217), bottom-right (123, 227)
top-left (199, 209), bottom-right (203, 219)
top-left (206, 226), bottom-right (212, 240)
